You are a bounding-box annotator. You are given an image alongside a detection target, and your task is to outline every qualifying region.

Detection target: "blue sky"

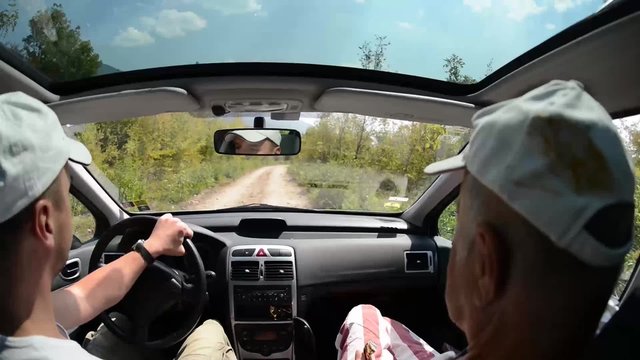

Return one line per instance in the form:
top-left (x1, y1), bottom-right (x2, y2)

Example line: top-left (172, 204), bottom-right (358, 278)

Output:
top-left (4, 0), bottom-right (603, 81)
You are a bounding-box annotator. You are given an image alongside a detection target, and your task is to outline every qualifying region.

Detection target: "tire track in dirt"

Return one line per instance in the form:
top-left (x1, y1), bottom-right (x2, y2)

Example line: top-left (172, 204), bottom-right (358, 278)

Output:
top-left (185, 165), bottom-right (310, 210)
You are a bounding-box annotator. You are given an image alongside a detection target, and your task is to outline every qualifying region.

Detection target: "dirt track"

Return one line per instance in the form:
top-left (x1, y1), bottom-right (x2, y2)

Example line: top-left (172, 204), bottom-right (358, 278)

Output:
top-left (185, 165), bottom-right (310, 210)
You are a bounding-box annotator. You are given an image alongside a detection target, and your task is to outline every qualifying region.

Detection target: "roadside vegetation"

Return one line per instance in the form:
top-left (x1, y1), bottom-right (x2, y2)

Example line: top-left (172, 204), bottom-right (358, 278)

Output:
top-left (288, 115), bottom-right (469, 212)
top-left (74, 114), bottom-right (270, 211)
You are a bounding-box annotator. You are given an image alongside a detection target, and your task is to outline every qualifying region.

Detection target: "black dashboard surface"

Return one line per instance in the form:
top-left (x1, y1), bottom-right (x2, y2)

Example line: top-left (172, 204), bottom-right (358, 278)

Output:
top-left (76, 212), bottom-right (447, 291)
top-left (214, 232), bottom-right (439, 288)
top-left (176, 211), bottom-right (444, 289)
top-left (178, 211), bottom-right (413, 232)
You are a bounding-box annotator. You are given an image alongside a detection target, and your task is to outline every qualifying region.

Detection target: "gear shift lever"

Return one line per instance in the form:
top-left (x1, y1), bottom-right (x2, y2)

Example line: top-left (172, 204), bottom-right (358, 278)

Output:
top-left (293, 317), bottom-right (316, 360)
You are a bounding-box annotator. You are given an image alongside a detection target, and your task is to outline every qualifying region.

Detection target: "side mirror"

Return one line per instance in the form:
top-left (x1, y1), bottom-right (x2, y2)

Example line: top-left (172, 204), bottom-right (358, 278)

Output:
top-left (214, 128), bottom-right (301, 156)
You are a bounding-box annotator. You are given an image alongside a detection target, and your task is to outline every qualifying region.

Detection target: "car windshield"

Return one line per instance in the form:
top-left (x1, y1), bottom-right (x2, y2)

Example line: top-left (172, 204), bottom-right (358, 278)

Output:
top-left (66, 113), bottom-right (470, 213)
top-left (1, 0), bottom-right (605, 83)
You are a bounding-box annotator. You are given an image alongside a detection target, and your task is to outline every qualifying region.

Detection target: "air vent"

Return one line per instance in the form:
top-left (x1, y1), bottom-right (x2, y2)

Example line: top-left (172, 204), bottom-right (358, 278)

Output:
top-left (264, 261), bottom-right (294, 281)
top-left (60, 258), bottom-right (81, 280)
top-left (404, 251), bottom-right (434, 273)
top-left (231, 261), bottom-right (260, 281)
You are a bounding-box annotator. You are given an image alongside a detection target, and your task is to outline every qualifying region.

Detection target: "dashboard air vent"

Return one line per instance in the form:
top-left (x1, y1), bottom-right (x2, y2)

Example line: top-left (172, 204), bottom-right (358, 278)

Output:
top-left (264, 261), bottom-right (294, 281)
top-left (231, 261), bottom-right (259, 281)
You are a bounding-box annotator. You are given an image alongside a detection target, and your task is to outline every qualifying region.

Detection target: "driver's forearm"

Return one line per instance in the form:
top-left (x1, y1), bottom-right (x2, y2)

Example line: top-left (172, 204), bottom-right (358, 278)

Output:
top-left (52, 252), bottom-right (147, 330)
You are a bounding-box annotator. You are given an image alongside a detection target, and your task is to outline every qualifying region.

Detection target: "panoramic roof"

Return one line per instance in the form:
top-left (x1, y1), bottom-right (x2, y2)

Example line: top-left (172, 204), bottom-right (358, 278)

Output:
top-left (0, 0), bottom-right (610, 84)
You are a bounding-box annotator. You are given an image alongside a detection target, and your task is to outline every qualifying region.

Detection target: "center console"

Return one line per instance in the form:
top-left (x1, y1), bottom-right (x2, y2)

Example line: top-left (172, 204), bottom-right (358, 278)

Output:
top-left (228, 245), bottom-right (297, 359)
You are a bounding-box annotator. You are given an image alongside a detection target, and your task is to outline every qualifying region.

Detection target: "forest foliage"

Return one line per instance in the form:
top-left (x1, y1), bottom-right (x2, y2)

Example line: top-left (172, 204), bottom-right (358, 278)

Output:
top-left (74, 114), bottom-right (268, 211)
top-left (288, 114), bottom-right (469, 212)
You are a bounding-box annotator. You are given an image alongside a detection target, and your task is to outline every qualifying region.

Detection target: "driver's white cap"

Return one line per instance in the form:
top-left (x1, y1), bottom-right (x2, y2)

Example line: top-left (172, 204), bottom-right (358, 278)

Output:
top-left (228, 129), bottom-right (282, 146)
top-left (0, 92), bottom-right (92, 223)
top-left (425, 80), bottom-right (635, 267)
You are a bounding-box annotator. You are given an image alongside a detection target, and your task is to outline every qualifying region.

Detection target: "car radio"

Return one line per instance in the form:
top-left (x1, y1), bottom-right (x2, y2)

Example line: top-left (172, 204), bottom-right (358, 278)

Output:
top-left (233, 285), bottom-right (292, 321)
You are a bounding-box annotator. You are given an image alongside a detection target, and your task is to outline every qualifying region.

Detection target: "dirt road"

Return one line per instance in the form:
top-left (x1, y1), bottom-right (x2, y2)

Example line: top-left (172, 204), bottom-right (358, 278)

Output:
top-left (186, 165), bottom-right (310, 210)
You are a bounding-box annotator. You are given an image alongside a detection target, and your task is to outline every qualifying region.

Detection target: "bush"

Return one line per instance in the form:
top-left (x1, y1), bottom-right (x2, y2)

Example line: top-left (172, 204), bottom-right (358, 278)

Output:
top-left (288, 162), bottom-right (407, 212)
top-left (74, 114), bottom-right (266, 212)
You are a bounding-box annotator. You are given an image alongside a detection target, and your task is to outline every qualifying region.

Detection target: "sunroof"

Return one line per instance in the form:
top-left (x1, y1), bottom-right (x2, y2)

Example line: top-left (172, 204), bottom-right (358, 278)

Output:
top-left (0, 0), bottom-right (607, 84)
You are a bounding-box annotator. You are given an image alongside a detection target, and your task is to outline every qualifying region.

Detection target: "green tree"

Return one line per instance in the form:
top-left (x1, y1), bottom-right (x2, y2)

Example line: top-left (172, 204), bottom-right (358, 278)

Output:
top-left (615, 121), bottom-right (640, 272)
top-left (358, 35), bottom-right (390, 71)
top-left (22, 3), bottom-right (100, 80)
top-left (0, 0), bottom-right (18, 38)
top-left (76, 113), bottom-right (263, 210)
top-left (484, 58), bottom-right (494, 77)
top-left (443, 53), bottom-right (476, 84)
top-left (354, 35), bottom-right (392, 158)
top-left (438, 202), bottom-right (457, 240)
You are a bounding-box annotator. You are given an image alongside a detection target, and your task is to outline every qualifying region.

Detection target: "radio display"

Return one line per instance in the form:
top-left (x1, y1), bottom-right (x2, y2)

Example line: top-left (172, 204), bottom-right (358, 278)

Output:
top-left (234, 285), bottom-right (292, 321)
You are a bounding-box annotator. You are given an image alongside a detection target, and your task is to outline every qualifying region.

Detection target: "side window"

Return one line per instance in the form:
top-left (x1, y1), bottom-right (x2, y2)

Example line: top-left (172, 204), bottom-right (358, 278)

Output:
top-left (437, 200), bottom-right (457, 240)
top-left (613, 115), bottom-right (640, 298)
top-left (70, 195), bottom-right (96, 243)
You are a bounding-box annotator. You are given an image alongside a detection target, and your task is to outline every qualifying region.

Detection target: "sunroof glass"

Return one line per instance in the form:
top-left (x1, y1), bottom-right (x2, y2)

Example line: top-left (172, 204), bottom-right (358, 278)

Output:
top-left (0, 0), bottom-right (607, 83)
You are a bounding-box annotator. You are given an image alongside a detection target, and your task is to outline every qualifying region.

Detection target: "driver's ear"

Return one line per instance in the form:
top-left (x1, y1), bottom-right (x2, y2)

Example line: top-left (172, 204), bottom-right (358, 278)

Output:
top-left (274, 146), bottom-right (281, 155)
top-left (32, 198), bottom-right (56, 252)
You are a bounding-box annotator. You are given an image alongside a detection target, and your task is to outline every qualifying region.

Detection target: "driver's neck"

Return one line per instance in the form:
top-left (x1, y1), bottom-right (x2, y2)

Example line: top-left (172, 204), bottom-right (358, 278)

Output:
top-left (7, 271), bottom-right (62, 339)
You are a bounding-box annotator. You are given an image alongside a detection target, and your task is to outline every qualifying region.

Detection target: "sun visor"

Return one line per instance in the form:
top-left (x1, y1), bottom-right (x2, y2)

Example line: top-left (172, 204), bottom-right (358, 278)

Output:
top-left (314, 88), bottom-right (477, 127)
top-left (50, 87), bottom-right (201, 125)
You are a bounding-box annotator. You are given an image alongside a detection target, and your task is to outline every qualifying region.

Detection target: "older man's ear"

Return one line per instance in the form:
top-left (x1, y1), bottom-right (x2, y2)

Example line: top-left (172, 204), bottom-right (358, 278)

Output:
top-left (472, 222), bottom-right (509, 307)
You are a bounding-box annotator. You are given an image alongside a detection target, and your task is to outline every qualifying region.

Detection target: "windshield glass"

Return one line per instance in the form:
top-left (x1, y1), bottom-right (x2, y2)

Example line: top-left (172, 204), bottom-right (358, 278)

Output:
top-left (67, 113), bottom-right (470, 213)
top-left (1, 0), bottom-right (604, 83)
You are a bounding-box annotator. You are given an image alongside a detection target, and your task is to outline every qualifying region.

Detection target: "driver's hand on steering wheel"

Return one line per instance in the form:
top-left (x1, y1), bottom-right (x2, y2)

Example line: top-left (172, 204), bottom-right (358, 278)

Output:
top-left (144, 213), bottom-right (194, 258)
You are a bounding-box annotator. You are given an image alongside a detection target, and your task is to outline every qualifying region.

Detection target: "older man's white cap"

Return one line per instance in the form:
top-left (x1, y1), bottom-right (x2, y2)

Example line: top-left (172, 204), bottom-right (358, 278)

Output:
top-left (228, 129), bottom-right (282, 146)
top-left (425, 80), bottom-right (635, 267)
top-left (0, 92), bottom-right (91, 223)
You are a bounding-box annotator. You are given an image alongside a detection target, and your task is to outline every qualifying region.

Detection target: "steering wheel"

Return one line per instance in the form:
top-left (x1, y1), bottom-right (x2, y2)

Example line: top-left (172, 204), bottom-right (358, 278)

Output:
top-left (88, 215), bottom-right (207, 348)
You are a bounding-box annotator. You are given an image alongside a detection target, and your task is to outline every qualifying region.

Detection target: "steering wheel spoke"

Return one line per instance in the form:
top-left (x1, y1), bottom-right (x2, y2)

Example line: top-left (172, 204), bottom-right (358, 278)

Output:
top-left (182, 282), bottom-right (200, 304)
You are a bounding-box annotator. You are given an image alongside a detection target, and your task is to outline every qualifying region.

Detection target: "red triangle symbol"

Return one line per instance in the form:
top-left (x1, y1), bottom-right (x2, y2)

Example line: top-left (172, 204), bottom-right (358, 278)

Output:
top-left (256, 248), bottom-right (267, 257)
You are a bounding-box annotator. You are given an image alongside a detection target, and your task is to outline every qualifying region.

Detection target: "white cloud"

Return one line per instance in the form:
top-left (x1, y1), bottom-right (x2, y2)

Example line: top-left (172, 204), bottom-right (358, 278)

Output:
top-left (200, 0), bottom-right (263, 15)
top-left (141, 9), bottom-right (207, 39)
top-left (553, 0), bottom-right (590, 13)
top-left (464, 0), bottom-right (550, 21)
top-left (20, 0), bottom-right (46, 15)
top-left (463, 0), bottom-right (492, 12)
top-left (545, 23), bottom-right (557, 30)
top-left (113, 27), bottom-right (155, 47)
top-left (396, 21), bottom-right (415, 30)
top-left (503, 0), bottom-right (546, 21)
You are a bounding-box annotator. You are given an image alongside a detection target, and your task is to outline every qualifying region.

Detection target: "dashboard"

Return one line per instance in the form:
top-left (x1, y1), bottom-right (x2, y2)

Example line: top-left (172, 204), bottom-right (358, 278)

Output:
top-left (57, 212), bottom-right (453, 359)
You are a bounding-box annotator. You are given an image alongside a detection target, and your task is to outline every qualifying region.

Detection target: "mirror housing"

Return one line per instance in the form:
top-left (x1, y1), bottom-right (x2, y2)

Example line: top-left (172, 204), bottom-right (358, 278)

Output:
top-left (214, 128), bottom-right (301, 156)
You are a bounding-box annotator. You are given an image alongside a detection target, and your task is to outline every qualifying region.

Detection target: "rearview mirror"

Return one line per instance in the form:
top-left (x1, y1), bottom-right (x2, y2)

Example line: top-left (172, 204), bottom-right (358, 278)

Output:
top-left (214, 128), bottom-right (301, 156)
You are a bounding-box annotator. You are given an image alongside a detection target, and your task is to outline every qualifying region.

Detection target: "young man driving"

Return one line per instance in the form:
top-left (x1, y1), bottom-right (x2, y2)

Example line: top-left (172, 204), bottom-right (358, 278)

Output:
top-left (337, 80), bottom-right (635, 360)
top-left (223, 129), bottom-right (282, 155)
top-left (0, 92), bottom-right (235, 359)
